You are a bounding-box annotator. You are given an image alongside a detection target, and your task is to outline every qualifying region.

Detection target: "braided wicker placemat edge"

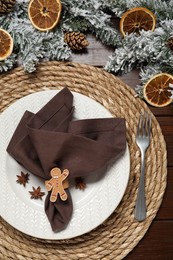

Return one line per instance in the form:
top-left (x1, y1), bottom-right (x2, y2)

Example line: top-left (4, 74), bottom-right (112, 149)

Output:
top-left (0, 61), bottom-right (167, 260)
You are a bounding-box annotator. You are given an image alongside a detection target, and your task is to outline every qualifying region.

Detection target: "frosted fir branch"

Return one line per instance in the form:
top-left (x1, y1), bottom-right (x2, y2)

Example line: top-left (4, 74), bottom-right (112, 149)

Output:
top-left (139, 63), bottom-right (173, 84)
top-left (62, 0), bottom-right (121, 46)
top-left (0, 3), bottom-right (45, 72)
top-left (124, 0), bottom-right (173, 22)
top-left (0, 2), bottom-right (71, 73)
top-left (105, 0), bottom-right (173, 22)
top-left (135, 61), bottom-right (173, 98)
top-left (0, 0), bottom-right (173, 77)
top-left (105, 32), bottom-right (148, 74)
top-left (169, 83), bottom-right (173, 99)
top-left (62, 16), bottom-right (90, 32)
top-left (43, 28), bottom-right (71, 60)
top-left (0, 2), bottom-right (28, 30)
top-left (139, 64), bottom-right (163, 84)
top-left (22, 55), bottom-right (43, 73)
top-left (0, 54), bottom-right (17, 73)
top-left (135, 64), bottom-right (163, 98)
top-left (91, 25), bottom-right (121, 47)
top-left (62, 0), bottom-right (110, 23)
top-left (8, 18), bottom-right (47, 72)
top-left (103, 0), bottom-right (128, 17)
top-left (105, 22), bottom-right (173, 74)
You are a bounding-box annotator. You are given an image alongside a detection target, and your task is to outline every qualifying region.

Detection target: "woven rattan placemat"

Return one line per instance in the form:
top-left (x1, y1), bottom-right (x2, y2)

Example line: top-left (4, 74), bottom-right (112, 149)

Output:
top-left (0, 61), bottom-right (167, 259)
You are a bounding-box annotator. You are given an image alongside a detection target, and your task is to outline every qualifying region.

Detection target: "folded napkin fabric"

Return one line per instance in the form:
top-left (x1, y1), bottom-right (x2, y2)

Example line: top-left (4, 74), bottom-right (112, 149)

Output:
top-left (7, 87), bottom-right (126, 232)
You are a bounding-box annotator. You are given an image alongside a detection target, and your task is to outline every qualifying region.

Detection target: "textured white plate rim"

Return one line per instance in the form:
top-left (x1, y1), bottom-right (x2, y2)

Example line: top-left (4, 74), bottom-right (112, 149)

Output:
top-left (0, 90), bottom-right (130, 240)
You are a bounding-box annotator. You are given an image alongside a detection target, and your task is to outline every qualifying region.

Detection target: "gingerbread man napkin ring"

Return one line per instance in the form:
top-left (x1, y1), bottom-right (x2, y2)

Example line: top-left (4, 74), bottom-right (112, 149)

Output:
top-left (45, 167), bottom-right (69, 202)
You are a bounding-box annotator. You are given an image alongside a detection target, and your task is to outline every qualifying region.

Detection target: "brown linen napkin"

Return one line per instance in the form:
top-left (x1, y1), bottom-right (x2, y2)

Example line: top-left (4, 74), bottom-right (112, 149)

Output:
top-left (7, 87), bottom-right (126, 232)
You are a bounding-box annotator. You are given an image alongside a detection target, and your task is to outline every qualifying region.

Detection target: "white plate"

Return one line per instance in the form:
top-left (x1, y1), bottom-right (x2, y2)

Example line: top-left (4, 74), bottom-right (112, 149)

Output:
top-left (0, 90), bottom-right (130, 240)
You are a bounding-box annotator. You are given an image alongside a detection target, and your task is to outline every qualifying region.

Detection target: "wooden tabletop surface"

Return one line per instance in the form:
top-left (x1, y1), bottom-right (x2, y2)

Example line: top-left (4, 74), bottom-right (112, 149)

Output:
top-left (71, 34), bottom-right (173, 259)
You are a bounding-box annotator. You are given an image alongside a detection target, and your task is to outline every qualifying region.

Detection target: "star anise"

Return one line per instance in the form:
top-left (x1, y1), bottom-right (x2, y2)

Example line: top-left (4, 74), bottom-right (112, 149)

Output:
top-left (75, 177), bottom-right (87, 190)
top-left (29, 186), bottom-right (45, 200)
top-left (16, 171), bottom-right (30, 187)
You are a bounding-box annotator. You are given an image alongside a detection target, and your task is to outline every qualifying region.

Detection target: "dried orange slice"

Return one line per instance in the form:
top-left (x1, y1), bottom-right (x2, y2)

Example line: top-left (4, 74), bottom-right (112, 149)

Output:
top-left (120, 7), bottom-right (156, 36)
top-left (28, 0), bottom-right (62, 31)
top-left (143, 73), bottom-right (173, 107)
top-left (0, 29), bottom-right (13, 61)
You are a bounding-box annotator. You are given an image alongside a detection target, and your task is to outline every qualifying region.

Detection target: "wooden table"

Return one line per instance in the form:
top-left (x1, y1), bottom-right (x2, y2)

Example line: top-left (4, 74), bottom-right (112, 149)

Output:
top-left (71, 34), bottom-right (173, 259)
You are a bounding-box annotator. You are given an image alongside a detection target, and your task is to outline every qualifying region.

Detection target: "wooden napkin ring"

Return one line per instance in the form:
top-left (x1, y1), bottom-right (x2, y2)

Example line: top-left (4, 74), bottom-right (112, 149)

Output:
top-left (45, 167), bottom-right (69, 202)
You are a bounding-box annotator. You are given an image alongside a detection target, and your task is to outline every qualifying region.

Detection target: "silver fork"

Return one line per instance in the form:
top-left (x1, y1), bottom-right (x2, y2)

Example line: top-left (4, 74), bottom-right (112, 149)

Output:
top-left (134, 111), bottom-right (151, 221)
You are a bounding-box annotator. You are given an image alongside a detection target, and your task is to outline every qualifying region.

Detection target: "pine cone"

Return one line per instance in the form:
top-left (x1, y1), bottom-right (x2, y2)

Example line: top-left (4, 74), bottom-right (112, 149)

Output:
top-left (167, 37), bottom-right (173, 51)
top-left (0, 0), bottom-right (16, 13)
top-left (64, 32), bottom-right (89, 51)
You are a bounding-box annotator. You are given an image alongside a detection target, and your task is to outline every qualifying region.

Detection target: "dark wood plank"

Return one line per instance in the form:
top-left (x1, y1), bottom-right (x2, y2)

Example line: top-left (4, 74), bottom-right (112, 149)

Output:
top-left (156, 167), bottom-right (173, 220)
top-left (125, 221), bottom-right (173, 259)
top-left (157, 117), bottom-right (173, 167)
top-left (70, 34), bottom-right (113, 66)
top-left (149, 106), bottom-right (173, 117)
top-left (119, 70), bottom-right (141, 89)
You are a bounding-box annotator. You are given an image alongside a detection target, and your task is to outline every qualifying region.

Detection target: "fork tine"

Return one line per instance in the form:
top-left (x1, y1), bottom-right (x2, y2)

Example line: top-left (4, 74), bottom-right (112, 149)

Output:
top-left (144, 112), bottom-right (148, 137)
top-left (137, 111), bottom-right (151, 138)
top-left (135, 110), bottom-right (151, 221)
top-left (141, 113), bottom-right (145, 137)
top-left (147, 113), bottom-right (152, 139)
top-left (139, 112), bottom-right (145, 136)
top-left (137, 112), bottom-right (143, 137)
